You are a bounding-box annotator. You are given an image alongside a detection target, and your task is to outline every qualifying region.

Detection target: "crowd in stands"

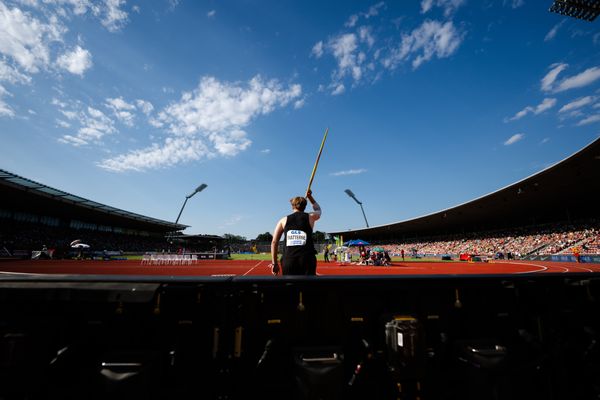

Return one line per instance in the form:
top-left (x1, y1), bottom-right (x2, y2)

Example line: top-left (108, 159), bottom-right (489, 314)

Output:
top-left (2, 219), bottom-right (599, 261)
top-left (1, 221), bottom-right (180, 256)
top-left (376, 221), bottom-right (599, 258)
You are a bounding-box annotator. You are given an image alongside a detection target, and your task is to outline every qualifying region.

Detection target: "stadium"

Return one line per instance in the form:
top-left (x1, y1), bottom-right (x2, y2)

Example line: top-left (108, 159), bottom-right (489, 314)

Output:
top-left (2, 1), bottom-right (600, 399)
top-left (1, 131), bottom-right (599, 398)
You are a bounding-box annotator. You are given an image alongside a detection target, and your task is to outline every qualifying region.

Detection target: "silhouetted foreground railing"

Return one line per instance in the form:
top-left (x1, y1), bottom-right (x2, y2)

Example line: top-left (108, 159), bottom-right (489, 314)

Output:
top-left (1, 273), bottom-right (600, 399)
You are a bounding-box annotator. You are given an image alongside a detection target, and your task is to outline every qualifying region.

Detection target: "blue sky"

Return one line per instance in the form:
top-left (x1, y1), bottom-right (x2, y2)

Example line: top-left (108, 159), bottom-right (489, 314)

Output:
top-left (0, 0), bottom-right (599, 239)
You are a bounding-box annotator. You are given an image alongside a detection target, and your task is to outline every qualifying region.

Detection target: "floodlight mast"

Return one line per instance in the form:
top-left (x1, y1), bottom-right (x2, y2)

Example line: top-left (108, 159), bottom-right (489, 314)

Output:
top-left (344, 189), bottom-right (369, 228)
top-left (175, 183), bottom-right (208, 225)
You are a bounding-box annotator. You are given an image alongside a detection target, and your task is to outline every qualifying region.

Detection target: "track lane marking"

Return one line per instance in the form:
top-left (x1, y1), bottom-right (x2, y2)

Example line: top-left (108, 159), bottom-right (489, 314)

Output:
top-left (243, 260), bottom-right (264, 276)
top-left (0, 270), bottom-right (54, 276)
top-left (567, 265), bottom-right (594, 273)
top-left (484, 261), bottom-right (549, 274)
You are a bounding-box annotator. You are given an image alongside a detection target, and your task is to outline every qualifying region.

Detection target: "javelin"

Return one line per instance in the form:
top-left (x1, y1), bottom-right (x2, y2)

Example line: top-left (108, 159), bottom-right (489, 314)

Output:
top-left (306, 127), bottom-right (329, 196)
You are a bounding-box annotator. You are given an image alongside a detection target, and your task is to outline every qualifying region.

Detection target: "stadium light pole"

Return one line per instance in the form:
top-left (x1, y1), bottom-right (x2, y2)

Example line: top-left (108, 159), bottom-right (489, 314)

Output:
top-left (175, 183), bottom-right (208, 225)
top-left (344, 189), bottom-right (369, 228)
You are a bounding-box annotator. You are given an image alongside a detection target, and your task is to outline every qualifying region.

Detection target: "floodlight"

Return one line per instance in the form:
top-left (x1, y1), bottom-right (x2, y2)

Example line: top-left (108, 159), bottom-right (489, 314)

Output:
top-left (549, 0), bottom-right (600, 22)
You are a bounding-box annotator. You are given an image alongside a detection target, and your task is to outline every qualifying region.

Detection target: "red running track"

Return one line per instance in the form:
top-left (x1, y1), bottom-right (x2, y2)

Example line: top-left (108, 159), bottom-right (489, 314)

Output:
top-left (0, 259), bottom-right (599, 277)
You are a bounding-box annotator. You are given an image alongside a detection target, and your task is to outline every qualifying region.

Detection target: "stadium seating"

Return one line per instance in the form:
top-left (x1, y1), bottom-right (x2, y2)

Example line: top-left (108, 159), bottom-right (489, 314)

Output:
top-left (375, 221), bottom-right (600, 258)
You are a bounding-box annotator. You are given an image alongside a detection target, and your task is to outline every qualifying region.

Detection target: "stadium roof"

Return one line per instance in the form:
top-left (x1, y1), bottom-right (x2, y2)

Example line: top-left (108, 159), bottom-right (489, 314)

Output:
top-left (329, 137), bottom-right (600, 241)
top-left (0, 168), bottom-right (187, 233)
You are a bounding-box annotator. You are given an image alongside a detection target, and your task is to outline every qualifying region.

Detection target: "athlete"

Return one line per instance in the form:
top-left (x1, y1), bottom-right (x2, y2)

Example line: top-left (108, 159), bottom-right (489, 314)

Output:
top-left (270, 190), bottom-right (321, 275)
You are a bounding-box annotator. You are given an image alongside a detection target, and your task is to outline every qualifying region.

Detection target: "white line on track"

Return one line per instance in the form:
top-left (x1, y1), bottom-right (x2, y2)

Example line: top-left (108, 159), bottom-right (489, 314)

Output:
top-left (0, 270), bottom-right (51, 276)
top-left (243, 260), bottom-right (264, 276)
top-left (505, 261), bottom-right (549, 274)
top-left (567, 265), bottom-right (594, 273)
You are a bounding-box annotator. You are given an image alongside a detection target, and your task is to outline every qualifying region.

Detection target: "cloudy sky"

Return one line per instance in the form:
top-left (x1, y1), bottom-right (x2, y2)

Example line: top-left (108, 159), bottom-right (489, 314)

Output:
top-left (0, 0), bottom-right (599, 239)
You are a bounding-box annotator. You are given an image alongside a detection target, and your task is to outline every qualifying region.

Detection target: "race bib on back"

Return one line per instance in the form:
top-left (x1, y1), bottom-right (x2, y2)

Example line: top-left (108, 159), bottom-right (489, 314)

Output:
top-left (286, 230), bottom-right (307, 246)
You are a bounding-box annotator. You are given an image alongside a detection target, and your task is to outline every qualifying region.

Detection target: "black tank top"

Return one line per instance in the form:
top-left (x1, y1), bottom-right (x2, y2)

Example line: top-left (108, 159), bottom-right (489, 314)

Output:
top-left (283, 212), bottom-right (314, 258)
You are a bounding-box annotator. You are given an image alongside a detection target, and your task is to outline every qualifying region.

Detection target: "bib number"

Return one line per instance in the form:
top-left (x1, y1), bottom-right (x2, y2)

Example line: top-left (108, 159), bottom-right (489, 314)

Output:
top-left (287, 230), bottom-right (307, 246)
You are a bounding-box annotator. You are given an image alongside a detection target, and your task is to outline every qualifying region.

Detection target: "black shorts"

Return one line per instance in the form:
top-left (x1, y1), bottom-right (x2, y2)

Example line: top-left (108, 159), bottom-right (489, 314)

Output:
top-left (281, 254), bottom-right (317, 275)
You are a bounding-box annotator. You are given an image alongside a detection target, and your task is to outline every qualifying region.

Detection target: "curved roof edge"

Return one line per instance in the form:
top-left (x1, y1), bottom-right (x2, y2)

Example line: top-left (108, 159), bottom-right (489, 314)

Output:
top-left (329, 136), bottom-right (600, 239)
top-left (0, 168), bottom-right (188, 231)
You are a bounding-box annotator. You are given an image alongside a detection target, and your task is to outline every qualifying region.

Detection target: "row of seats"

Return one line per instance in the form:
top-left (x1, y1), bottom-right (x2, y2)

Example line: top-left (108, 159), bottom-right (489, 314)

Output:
top-left (140, 254), bottom-right (199, 266)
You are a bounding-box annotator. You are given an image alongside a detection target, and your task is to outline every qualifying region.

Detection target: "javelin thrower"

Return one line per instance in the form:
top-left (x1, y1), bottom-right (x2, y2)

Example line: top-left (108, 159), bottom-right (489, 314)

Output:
top-left (269, 128), bottom-right (329, 276)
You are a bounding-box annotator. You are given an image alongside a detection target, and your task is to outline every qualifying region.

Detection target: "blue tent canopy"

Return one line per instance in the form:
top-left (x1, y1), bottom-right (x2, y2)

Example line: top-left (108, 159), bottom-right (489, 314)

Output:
top-left (344, 239), bottom-right (370, 246)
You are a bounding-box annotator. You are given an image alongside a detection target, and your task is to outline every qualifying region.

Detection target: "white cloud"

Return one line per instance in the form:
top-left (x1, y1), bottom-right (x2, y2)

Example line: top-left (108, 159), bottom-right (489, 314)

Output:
top-left (208, 129), bottom-right (251, 156)
top-left (345, 14), bottom-right (359, 28)
top-left (345, 2), bottom-right (384, 28)
top-left (58, 134), bottom-right (87, 146)
top-left (577, 114), bottom-right (600, 126)
top-left (59, 109), bottom-right (77, 120)
top-left (541, 63), bottom-right (568, 92)
top-left (421, 0), bottom-right (434, 13)
top-left (100, 75), bottom-right (302, 171)
top-left (207, 9), bottom-right (216, 18)
top-left (0, 2), bottom-right (65, 73)
top-left (56, 119), bottom-right (70, 128)
top-left (168, 0), bottom-right (180, 11)
top-left (358, 26), bottom-right (375, 48)
top-left (330, 33), bottom-right (362, 81)
top-left (504, 133), bottom-right (524, 145)
top-left (544, 20), bottom-right (565, 42)
top-left (0, 59), bottom-right (31, 84)
top-left (57, 105), bottom-right (116, 146)
top-left (105, 96), bottom-right (136, 126)
top-left (260, 148), bottom-right (271, 154)
top-left (504, 0), bottom-right (524, 8)
top-left (56, 45), bottom-right (92, 75)
top-left (100, 0), bottom-right (128, 32)
top-left (316, 9), bottom-right (465, 95)
top-left (136, 99), bottom-right (154, 115)
top-left (318, 28), bottom-right (378, 93)
top-left (293, 98), bottom-right (305, 109)
top-left (0, 84), bottom-right (14, 117)
top-left (541, 137), bottom-right (550, 144)
top-left (365, 2), bottom-right (385, 18)
top-left (331, 168), bottom-right (367, 176)
top-left (534, 98), bottom-right (557, 114)
top-left (103, 97), bottom-right (155, 126)
top-left (383, 20), bottom-right (463, 70)
top-left (0, 1), bottom-right (129, 117)
top-left (311, 41), bottom-right (324, 58)
top-left (420, 0), bottom-right (465, 17)
top-left (98, 137), bottom-right (211, 172)
top-left (331, 83), bottom-right (345, 95)
top-left (554, 67), bottom-right (600, 93)
top-left (559, 96), bottom-right (595, 113)
top-left (506, 108), bottom-right (529, 121)
top-left (156, 76), bottom-right (301, 136)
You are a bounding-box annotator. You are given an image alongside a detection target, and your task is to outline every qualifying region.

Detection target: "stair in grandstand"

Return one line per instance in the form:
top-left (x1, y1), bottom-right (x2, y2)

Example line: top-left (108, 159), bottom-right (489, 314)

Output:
top-left (557, 238), bottom-right (591, 254)
top-left (524, 243), bottom-right (552, 257)
top-left (0, 246), bottom-right (11, 257)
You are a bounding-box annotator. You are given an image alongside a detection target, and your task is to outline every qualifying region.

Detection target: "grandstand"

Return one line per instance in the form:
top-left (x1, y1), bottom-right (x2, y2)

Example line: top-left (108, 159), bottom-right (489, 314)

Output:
top-left (0, 168), bottom-right (187, 257)
top-left (329, 137), bottom-right (600, 261)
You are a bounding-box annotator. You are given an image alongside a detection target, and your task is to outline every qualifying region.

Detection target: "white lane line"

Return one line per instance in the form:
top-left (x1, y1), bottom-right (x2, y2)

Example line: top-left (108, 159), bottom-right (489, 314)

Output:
top-left (505, 261), bottom-right (549, 274)
top-left (567, 265), bottom-right (594, 273)
top-left (0, 270), bottom-right (51, 276)
top-left (243, 260), bottom-right (264, 276)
